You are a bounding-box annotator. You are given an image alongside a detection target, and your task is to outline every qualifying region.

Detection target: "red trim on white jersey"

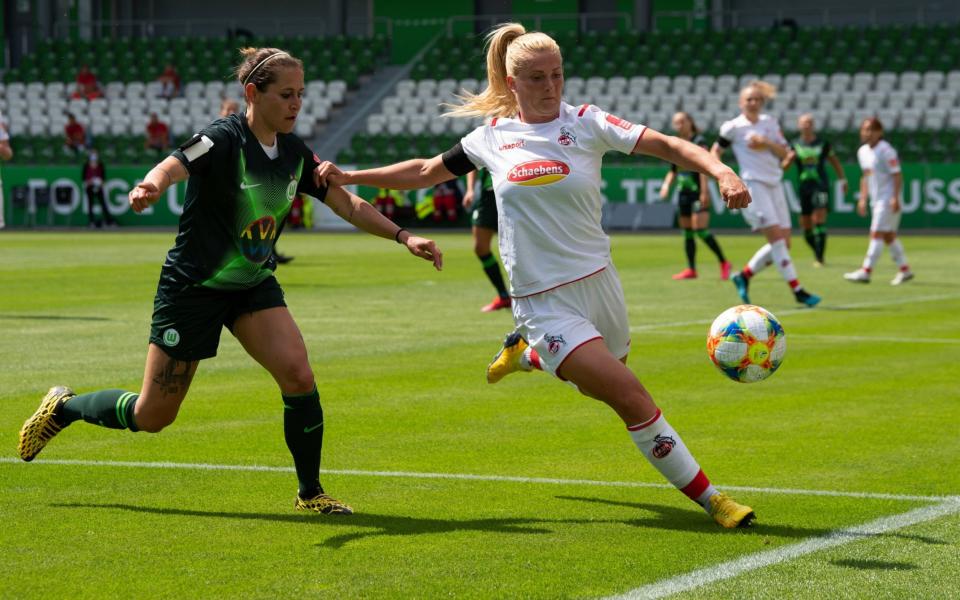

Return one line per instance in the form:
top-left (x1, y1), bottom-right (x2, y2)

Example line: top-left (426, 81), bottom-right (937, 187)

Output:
top-left (556, 336), bottom-right (604, 381)
top-left (490, 117), bottom-right (499, 127)
top-left (627, 408), bottom-right (663, 431)
top-left (511, 266), bottom-right (607, 299)
top-left (577, 104), bottom-right (589, 117)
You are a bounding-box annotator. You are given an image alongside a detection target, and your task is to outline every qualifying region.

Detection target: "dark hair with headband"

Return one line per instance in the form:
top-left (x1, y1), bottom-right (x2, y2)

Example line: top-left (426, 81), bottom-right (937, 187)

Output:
top-left (235, 47), bottom-right (303, 90)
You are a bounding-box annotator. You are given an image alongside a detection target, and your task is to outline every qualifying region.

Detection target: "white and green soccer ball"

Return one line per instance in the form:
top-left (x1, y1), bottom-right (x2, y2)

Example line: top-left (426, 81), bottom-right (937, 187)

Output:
top-left (707, 305), bottom-right (786, 383)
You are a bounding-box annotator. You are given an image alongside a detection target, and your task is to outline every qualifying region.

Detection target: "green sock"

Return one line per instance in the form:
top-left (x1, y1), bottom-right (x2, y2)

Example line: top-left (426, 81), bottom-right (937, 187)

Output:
top-left (803, 228), bottom-right (817, 255)
top-left (58, 389), bottom-right (139, 431)
top-left (683, 229), bottom-right (696, 269)
top-left (478, 253), bottom-right (509, 299)
top-left (283, 387), bottom-right (324, 499)
top-left (696, 229), bottom-right (726, 262)
top-left (815, 224), bottom-right (827, 261)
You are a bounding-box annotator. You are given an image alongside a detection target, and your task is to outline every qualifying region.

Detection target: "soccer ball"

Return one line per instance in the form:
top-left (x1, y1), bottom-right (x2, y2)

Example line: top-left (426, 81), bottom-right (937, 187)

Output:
top-left (707, 305), bottom-right (786, 383)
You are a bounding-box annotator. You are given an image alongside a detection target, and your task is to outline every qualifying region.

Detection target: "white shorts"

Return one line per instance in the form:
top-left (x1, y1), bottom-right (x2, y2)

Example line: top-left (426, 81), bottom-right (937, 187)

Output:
top-left (512, 263), bottom-right (631, 379)
top-left (741, 179), bottom-right (792, 231)
top-left (870, 203), bottom-right (901, 232)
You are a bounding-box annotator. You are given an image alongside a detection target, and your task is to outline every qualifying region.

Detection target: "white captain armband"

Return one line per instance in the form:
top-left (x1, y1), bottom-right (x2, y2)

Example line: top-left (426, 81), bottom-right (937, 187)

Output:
top-left (180, 134), bottom-right (214, 162)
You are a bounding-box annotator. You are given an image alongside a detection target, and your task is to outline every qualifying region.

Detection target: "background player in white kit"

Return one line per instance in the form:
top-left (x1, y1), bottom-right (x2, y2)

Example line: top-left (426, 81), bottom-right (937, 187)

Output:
top-left (317, 23), bottom-right (757, 528)
top-left (712, 82), bottom-right (821, 307)
top-left (844, 117), bottom-right (914, 285)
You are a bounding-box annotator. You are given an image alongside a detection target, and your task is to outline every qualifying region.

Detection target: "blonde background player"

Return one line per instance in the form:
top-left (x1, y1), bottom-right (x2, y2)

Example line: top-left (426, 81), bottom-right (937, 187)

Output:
top-left (844, 117), bottom-right (914, 285)
top-left (317, 23), bottom-right (756, 528)
top-left (659, 111), bottom-right (730, 280)
top-left (712, 81), bottom-right (821, 307)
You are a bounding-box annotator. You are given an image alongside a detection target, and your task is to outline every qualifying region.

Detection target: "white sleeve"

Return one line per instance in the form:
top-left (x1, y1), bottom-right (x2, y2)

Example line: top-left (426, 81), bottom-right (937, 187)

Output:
top-left (585, 105), bottom-right (646, 154)
top-left (459, 125), bottom-right (489, 171)
top-left (857, 146), bottom-right (873, 171)
top-left (769, 118), bottom-right (787, 145)
top-left (718, 119), bottom-right (736, 143)
top-left (881, 145), bottom-right (901, 174)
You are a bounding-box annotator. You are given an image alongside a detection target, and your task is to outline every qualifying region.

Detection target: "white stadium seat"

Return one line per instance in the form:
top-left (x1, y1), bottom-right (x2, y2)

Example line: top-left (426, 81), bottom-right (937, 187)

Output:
top-left (458, 78), bottom-right (480, 94)
top-left (920, 70), bottom-right (945, 91)
top-left (898, 71), bottom-right (921, 91)
top-left (911, 90), bottom-right (933, 109)
top-left (806, 73), bottom-right (828, 92)
top-left (887, 90), bottom-right (910, 109)
top-left (565, 76), bottom-right (584, 97)
top-left (782, 75), bottom-right (805, 93)
top-left (875, 72), bottom-right (898, 91)
top-left (852, 72), bottom-right (875, 91)
top-left (693, 75), bottom-right (715, 94)
top-left (628, 75), bottom-right (649, 94)
top-left (715, 75), bottom-right (737, 94)
top-left (366, 114), bottom-right (386, 135)
top-left (828, 72), bottom-right (851, 92)
top-left (863, 90), bottom-right (888, 110)
top-left (898, 108), bottom-right (922, 131)
top-left (922, 108), bottom-right (947, 129)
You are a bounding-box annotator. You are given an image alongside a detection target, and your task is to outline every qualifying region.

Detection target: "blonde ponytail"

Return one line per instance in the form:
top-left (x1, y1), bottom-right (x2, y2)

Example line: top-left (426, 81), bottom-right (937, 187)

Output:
top-left (445, 22), bottom-right (561, 119)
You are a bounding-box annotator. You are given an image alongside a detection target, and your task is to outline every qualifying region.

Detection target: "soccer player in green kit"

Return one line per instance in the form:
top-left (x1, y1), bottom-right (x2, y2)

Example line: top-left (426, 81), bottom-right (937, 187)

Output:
top-left (781, 113), bottom-right (846, 266)
top-left (18, 47), bottom-right (443, 515)
top-left (464, 166), bottom-right (511, 311)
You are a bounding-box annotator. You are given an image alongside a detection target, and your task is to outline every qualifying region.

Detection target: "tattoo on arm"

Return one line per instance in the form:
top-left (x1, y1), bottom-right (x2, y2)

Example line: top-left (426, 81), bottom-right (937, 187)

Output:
top-left (152, 358), bottom-right (195, 396)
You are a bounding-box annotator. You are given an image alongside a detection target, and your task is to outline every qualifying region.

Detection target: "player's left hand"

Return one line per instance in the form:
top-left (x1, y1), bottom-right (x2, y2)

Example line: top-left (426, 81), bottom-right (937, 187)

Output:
top-left (891, 198), bottom-right (901, 213)
top-left (403, 235), bottom-right (443, 271)
top-left (314, 161), bottom-right (350, 188)
top-left (717, 171), bottom-right (750, 209)
top-left (129, 182), bottom-right (160, 213)
top-left (747, 134), bottom-right (768, 150)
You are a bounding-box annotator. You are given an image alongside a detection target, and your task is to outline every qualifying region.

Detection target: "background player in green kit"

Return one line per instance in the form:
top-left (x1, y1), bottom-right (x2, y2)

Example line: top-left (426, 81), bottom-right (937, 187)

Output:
top-left (464, 166), bottom-right (511, 312)
top-left (659, 112), bottom-right (731, 280)
top-left (781, 113), bottom-right (846, 266)
top-left (18, 47), bottom-right (442, 515)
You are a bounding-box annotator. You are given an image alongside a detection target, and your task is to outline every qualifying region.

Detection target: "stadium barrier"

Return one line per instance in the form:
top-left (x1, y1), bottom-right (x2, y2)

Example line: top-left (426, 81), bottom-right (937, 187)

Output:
top-left (3, 163), bottom-right (959, 228)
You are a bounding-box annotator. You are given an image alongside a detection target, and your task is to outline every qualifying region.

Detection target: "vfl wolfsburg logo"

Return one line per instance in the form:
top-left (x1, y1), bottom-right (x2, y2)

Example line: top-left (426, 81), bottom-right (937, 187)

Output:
top-left (239, 215), bottom-right (277, 263)
top-left (162, 328), bottom-right (180, 347)
top-left (286, 177), bottom-right (298, 200)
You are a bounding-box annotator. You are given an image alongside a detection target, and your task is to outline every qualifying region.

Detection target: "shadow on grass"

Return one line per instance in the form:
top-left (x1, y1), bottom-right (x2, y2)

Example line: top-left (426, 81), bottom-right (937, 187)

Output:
top-left (556, 496), bottom-right (949, 545)
top-left (51, 502), bottom-right (554, 549)
top-left (0, 314), bottom-right (113, 321)
top-left (830, 558), bottom-right (918, 571)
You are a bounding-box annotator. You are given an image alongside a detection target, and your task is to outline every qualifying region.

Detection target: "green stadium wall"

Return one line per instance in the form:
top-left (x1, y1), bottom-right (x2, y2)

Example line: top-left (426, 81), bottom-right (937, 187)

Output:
top-left (3, 163), bottom-right (960, 228)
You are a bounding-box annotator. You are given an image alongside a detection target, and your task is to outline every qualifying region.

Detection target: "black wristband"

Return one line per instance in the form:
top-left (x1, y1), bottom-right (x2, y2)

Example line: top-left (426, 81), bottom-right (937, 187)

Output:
top-left (394, 228), bottom-right (407, 244)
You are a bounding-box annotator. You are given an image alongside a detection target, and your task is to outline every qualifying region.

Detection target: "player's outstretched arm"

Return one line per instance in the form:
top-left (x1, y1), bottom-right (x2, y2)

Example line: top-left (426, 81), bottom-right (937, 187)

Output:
top-left (635, 128), bottom-right (750, 210)
top-left (324, 185), bottom-right (442, 271)
top-left (129, 156), bottom-right (188, 213)
top-left (780, 150), bottom-right (796, 170)
top-left (315, 155), bottom-right (457, 192)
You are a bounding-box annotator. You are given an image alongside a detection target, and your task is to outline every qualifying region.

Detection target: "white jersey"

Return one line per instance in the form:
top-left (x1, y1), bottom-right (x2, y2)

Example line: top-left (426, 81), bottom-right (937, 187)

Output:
top-left (460, 102), bottom-right (645, 297)
top-left (857, 140), bottom-right (901, 206)
top-left (718, 113), bottom-right (786, 183)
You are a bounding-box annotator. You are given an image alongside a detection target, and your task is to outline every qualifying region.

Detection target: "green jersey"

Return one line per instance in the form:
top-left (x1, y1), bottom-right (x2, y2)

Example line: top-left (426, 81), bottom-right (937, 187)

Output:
top-left (163, 114), bottom-right (326, 292)
top-left (669, 134), bottom-right (707, 194)
top-left (791, 137), bottom-right (833, 190)
top-left (478, 167), bottom-right (494, 192)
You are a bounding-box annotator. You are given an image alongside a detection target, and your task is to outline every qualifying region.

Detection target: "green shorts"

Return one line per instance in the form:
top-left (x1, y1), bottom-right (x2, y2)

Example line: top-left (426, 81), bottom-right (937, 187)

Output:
top-left (470, 190), bottom-right (499, 231)
top-left (149, 276), bottom-right (286, 361)
top-left (678, 192), bottom-right (707, 217)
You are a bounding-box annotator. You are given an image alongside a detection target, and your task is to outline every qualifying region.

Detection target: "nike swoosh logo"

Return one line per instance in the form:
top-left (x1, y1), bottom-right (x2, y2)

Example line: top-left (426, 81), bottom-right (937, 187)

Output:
top-left (303, 422), bottom-right (324, 433)
top-left (240, 182), bottom-right (262, 190)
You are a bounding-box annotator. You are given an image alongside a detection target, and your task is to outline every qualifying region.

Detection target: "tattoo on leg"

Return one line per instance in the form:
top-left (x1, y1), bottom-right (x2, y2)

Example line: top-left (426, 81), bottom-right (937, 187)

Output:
top-left (153, 358), bottom-right (194, 396)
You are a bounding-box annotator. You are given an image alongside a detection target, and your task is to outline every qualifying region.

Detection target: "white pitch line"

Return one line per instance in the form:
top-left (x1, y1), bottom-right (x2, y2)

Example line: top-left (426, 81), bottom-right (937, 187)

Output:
top-left (629, 292), bottom-right (960, 332)
top-left (2, 457), bottom-right (956, 503)
top-left (607, 499), bottom-right (960, 600)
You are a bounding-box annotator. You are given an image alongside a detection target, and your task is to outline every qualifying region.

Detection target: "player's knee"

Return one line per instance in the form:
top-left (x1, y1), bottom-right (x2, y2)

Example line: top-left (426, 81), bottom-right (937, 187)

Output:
top-left (279, 361), bottom-right (315, 393)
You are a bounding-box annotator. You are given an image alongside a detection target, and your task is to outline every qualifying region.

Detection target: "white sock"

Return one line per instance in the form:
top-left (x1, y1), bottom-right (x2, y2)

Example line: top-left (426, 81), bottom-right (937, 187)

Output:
top-left (889, 239), bottom-right (909, 270)
top-left (863, 238), bottom-right (883, 271)
top-left (627, 409), bottom-right (717, 509)
top-left (770, 239), bottom-right (800, 289)
top-left (745, 243), bottom-right (773, 276)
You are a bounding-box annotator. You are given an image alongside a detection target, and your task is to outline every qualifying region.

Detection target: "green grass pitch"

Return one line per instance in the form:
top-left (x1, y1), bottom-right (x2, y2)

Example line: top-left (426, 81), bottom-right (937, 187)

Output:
top-left (2, 230), bottom-right (958, 599)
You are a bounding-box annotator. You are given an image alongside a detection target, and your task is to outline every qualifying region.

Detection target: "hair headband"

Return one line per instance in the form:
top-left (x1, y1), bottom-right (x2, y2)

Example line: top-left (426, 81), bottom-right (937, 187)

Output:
top-left (243, 51), bottom-right (289, 86)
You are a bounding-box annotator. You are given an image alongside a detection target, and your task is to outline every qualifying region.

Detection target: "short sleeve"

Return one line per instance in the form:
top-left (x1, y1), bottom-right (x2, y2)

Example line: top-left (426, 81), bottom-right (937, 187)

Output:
top-left (770, 119), bottom-right (787, 145)
top-left (857, 145), bottom-right (873, 171)
top-left (171, 119), bottom-right (232, 176)
top-left (459, 125), bottom-right (489, 171)
top-left (717, 120), bottom-right (735, 145)
top-left (584, 105), bottom-right (645, 154)
top-left (288, 137), bottom-right (328, 202)
top-left (882, 145), bottom-right (901, 174)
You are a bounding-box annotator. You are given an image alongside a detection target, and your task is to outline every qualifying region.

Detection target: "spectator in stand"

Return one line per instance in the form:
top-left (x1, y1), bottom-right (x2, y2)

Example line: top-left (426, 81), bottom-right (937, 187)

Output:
top-left (0, 122), bottom-right (13, 230)
top-left (431, 178), bottom-right (461, 223)
top-left (220, 98), bottom-right (240, 117)
top-left (82, 151), bottom-right (116, 229)
top-left (144, 113), bottom-right (171, 154)
top-left (73, 65), bottom-right (102, 100)
top-left (157, 64), bottom-right (182, 99)
top-left (373, 187), bottom-right (405, 221)
top-left (64, 113), bottom-right (89, 153)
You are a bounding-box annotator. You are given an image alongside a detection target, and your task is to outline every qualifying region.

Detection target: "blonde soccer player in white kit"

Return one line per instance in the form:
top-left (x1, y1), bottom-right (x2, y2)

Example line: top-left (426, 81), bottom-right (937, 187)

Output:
top-left (317, 23), bottom-right (757, 528)
top-left (712, 82), bottom-right (822, 307)
top-left (844, 117), bottom-right (914, 285)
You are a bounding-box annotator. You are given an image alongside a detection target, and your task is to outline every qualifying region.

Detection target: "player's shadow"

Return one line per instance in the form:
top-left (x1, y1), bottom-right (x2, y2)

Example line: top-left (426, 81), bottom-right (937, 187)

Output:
top-left (51, 502), bottom-right (555, 549)
top-left (830, 558), bottom-right (918, 570)
top-left (0, 314), bottom-right (113, 321)
top-left (555, 496), bottom-right (949, 545)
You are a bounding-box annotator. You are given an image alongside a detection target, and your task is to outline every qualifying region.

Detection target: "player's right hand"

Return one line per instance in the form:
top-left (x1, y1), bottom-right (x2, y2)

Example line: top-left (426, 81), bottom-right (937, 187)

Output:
top-left (462, 190), bottom-right (475, 209)
top-left (717, 171), bottom-right (751, 209)
top-left (857, 200), bottom-right (867, 217)
top-left (314, 161), bottom-right (350, 188)
top-left (129, 182), bottom-right (160, 213)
